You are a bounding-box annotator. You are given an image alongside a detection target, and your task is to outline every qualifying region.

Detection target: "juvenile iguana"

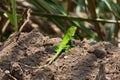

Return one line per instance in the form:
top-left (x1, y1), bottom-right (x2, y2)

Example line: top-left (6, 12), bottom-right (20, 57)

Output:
top-left (20, 26), bottom-right (77, 69)
top-left (44, 26), bottom-right (77, 67)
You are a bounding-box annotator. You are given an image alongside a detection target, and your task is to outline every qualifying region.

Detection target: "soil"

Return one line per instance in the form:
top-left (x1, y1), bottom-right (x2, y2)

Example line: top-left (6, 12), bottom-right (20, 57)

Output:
top-left (0, 28), bottom-right (120, 80)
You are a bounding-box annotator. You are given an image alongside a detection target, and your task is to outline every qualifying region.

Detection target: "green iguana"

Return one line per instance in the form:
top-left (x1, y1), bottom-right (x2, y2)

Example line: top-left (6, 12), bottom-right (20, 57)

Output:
top-left (44, 26), bottom-right (77, 67)
top-left (19, 26), bottom-right (77, 69)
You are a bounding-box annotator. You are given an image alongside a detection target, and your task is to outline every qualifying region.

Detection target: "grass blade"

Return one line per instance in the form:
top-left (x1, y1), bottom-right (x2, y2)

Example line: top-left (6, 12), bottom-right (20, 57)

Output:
top-left (11, 0), bottom-right (18, 31)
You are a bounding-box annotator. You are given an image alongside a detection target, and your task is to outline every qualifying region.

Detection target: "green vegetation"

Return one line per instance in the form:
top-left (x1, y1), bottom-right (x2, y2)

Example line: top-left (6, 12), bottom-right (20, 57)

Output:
top-left (10, 0), bottom-right (18, 31)
top-left (0, 0), bottom-right (120, 43)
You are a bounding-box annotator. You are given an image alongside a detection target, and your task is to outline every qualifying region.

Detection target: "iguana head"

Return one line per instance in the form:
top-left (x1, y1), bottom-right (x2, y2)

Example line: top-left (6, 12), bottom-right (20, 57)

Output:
top-left (68, 26), bottom-right (77, 36)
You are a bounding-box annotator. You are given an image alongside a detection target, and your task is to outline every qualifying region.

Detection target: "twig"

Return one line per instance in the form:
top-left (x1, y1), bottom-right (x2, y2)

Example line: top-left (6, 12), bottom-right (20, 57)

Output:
top-left (32, 12), bottom-right (120, 24)
top-left (19, 8), bottom-right (31, 32)
top-left (2, 20), bottom-right (10, 33)
top-left (19, 62), bottom-right (46, 69)
top-left (5, 70), bottom-right (17, 80)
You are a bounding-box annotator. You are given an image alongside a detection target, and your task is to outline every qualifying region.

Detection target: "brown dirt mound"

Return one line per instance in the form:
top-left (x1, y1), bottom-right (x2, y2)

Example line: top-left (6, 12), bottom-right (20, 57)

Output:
top-left (0, 28), bottom-right (120, 80)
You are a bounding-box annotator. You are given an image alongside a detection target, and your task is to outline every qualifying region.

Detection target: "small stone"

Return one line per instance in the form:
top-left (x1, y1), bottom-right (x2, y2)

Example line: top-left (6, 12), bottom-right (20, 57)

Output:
top-left (64, 56), bottom-right (68, 59)
top-left (5, 70), bottom-right (10, 74)
top-left (93, 47), bottom-right (107, 59)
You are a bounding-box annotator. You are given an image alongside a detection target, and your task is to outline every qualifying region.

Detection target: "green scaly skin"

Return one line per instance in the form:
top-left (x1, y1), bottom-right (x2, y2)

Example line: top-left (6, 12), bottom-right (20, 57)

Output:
top-left (44, 26), bottom-right (77, 67)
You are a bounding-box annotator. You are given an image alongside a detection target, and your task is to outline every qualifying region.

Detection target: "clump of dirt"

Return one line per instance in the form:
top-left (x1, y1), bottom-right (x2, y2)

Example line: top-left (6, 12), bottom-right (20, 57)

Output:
top-left (0, 28), bottom-right (120, 80)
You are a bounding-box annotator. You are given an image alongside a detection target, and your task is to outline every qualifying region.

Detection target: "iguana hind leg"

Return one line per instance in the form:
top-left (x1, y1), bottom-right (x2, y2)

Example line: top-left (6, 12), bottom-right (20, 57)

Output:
top-left (64, 45), bottom-right (70, 53)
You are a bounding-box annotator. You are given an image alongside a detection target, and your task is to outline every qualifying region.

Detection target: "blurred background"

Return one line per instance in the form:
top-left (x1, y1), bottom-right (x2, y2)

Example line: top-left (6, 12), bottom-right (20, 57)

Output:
top-left (0, 0), bottom-right (120, 46)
